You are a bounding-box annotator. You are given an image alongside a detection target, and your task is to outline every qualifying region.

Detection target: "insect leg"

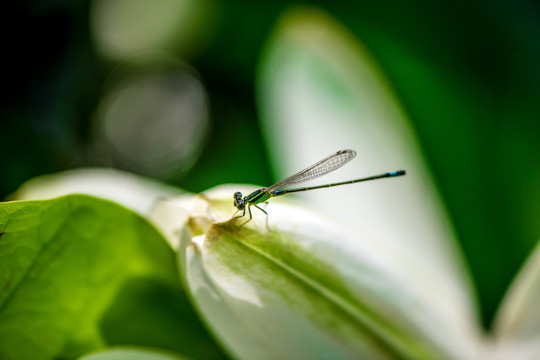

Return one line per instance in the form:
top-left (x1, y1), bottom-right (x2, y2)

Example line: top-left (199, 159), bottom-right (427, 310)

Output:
top-left (254, 204), bottom-right (270, 230)
top-left (233, 208), bottom-right (246, 219)
top-left (239, 206), bottom-right (253, 228)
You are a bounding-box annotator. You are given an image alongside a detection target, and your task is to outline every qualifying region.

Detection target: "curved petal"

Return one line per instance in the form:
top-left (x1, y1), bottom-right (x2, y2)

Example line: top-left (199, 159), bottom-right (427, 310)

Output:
top-left (151, 187), bottom-right (481, 359)
top-left (78, 347), bottom-right (188, 360)
top-left (10, 168), bottom-right (183, 215)
top-left (491, 241), bottom-right (540, 360)
top-left (257, 6), bottom-right (480, 345)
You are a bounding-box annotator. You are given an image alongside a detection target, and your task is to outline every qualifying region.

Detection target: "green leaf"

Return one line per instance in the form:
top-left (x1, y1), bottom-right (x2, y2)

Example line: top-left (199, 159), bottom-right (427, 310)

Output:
top-left (0, 194), bottom-right (225, 360)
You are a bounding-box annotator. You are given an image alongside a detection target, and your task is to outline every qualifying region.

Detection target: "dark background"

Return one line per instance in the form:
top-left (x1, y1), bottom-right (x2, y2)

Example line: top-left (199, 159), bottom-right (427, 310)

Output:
top-left (2, 0), bottom-right (540, 329)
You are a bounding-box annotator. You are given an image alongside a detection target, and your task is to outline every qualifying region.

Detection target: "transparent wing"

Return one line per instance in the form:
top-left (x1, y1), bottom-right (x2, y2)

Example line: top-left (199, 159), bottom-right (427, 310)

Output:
top-left (267, 149), bottom-right (357, 191)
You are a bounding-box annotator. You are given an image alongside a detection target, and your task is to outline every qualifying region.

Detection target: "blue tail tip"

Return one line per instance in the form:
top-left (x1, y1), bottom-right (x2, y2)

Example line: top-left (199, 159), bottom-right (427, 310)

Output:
top-left (390, 170), bottom-right (406, 176)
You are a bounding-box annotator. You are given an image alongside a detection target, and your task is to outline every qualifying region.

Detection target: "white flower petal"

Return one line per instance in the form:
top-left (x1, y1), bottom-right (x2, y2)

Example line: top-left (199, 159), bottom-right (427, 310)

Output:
top-left (257, 6), bottom-right (480, 345)
top-left (11, 167), bottom-right (182, 215)
top-left (490, 241), bottom-right (540, 360)
top-left (151, 187), bottom-right (482, 359)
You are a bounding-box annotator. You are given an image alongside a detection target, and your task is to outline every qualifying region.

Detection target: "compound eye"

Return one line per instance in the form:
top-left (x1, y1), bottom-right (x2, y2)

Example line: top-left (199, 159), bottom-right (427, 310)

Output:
top-left (233, 191), bottom-right (242, 199)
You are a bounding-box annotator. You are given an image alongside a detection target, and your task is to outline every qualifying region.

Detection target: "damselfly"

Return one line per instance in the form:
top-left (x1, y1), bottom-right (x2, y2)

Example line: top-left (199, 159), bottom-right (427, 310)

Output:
top-left (233, 149), bottom-right (405, 227)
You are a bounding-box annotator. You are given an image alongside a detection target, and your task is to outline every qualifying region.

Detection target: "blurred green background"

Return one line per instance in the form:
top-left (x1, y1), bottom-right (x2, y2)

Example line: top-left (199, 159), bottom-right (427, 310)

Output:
top-left (2, 0), bottom-right (539, 330)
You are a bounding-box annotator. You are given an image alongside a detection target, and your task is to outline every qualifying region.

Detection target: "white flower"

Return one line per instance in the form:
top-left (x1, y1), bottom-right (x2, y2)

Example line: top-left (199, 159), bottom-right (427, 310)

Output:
top-left (151, 186), bottom-right (483, 360)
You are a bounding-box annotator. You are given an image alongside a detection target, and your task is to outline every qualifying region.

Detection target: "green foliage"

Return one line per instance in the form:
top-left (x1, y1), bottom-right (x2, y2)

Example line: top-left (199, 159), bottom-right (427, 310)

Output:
top-left (0, 195), bottom-right (224, 360)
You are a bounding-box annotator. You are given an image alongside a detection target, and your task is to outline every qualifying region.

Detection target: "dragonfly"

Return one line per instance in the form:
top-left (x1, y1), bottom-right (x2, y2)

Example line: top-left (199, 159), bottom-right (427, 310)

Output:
top-left (232, 149), bottom-right (406, 227)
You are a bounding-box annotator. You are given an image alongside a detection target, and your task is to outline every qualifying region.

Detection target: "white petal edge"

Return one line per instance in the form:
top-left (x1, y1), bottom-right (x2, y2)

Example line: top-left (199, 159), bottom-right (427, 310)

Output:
top-left (489, 241), bottom-right (540, 360)
top-left (11, 167), bottom-right (183, 215)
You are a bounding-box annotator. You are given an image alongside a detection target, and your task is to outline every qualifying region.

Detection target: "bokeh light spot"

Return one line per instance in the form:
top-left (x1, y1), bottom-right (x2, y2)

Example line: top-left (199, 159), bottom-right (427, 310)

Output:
top-left (94, 63), bottom-right (209, 179)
